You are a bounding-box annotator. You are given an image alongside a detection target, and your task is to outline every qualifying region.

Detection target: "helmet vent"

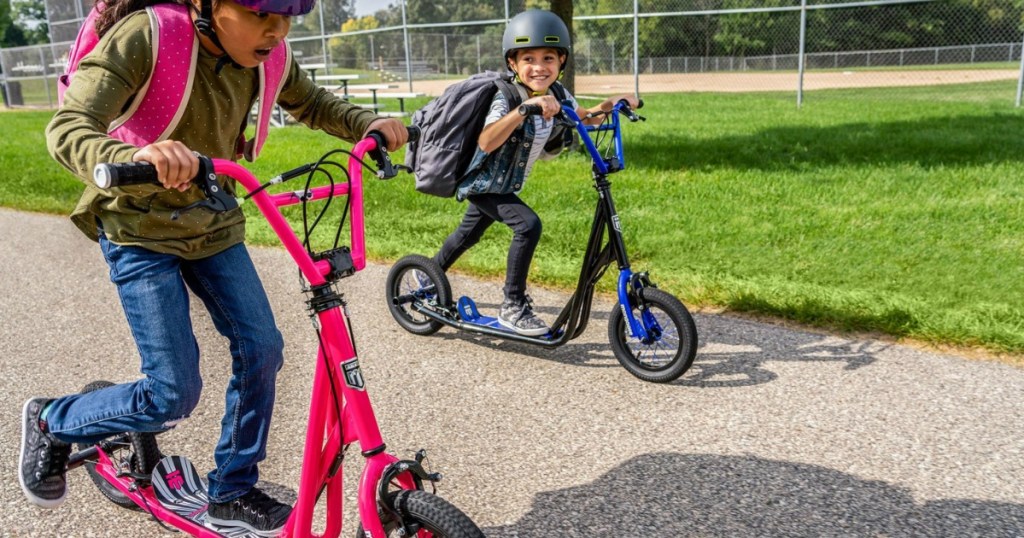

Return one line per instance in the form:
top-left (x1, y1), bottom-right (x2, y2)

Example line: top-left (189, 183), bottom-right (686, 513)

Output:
top-left (544, 36), bottom-right (560, 43)
top-left (515, 36), bottom-right (530, 44)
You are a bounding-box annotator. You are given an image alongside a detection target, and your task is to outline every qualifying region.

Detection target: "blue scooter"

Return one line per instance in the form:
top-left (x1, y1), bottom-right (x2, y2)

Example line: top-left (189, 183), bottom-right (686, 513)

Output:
top-left (386, 100), bottom-right (697, 383)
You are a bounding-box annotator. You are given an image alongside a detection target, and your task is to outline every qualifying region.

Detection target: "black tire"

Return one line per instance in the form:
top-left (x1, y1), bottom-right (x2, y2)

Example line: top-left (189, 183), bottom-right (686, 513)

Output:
top-left (609, 287), bottom-right (698, 383)
top-left (355, 490), bottom-right (485, 538)
top-left (386, 255), bottom-right (452, 336)
top-left (76, 381), bottom-right (162, 511)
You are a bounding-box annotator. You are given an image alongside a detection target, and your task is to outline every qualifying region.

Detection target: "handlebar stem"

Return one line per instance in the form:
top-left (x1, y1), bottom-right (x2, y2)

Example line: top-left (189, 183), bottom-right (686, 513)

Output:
top-left (561, 103), bottom-right (629, 175)
top-left (211, 134), bottom-right (378, 286)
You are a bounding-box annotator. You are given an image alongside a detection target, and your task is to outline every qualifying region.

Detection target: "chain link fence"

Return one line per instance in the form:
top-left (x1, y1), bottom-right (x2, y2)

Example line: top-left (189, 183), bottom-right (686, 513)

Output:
top-left (3, 0), bottom-right (1023, 108)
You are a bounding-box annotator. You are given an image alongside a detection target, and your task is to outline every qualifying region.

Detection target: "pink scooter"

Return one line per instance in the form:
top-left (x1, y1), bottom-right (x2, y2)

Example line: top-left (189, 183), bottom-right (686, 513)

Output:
top-left (72, 129), bottom-right (484, 538)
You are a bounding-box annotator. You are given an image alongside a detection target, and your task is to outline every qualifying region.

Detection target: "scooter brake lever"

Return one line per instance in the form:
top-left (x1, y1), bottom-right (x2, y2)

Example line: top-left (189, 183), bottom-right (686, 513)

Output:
top-left (366, 130), bottom-right (399, 179)
top-left (171, 156), bottom-right (239, 220)
top-left (554, 112), bottom-right (577, 129)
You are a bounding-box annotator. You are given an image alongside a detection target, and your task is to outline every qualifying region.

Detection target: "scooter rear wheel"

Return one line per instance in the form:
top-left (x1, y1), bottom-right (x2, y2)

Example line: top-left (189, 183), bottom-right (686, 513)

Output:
top-left (609, 287), bottom-right (698, 383)
top-left (76, 381), bottom-right (162, 511)
top-left (386, 255), bottom-right (452, 336)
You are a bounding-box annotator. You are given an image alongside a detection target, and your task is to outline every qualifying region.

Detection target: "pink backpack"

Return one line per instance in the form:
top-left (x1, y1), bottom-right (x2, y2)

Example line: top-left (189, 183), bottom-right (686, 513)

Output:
top-left (58, 2), bottom-right (289, 160)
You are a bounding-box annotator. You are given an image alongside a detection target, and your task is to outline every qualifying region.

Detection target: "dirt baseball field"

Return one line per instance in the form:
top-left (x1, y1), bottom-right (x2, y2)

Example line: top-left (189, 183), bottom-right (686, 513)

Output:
top-left (407, 69), bottom-right (1020, 96)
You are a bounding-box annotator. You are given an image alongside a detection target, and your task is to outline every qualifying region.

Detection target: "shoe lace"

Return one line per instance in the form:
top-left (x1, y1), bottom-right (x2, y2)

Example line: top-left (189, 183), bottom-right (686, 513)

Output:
top-left (232, 488), bottom-right (288, 523)
top-left (521, 295), bottom-right (537, 317)
top-left (37, 435), bottom-right (70, 478)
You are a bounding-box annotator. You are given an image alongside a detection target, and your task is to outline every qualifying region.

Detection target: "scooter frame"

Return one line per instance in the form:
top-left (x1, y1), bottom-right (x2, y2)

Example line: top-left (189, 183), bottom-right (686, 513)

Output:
top-left (66, 132), bottom-right (482, 538)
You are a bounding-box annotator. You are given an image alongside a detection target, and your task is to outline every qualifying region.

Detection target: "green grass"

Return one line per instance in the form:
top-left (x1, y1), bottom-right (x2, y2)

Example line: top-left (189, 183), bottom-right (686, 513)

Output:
top-left (4, 79), bottom-right (1023, 355)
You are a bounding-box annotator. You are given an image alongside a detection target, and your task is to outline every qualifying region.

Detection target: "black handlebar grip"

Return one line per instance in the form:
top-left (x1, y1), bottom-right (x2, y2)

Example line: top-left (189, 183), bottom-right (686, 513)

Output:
top-left (93, 162), bottom-right (159, 189)
top-left (617, 98), bottom-right (644, 110)
top-left (406, 125), bottom-right (420, 144)
top-left (518, 103), bottom-right (544, 117)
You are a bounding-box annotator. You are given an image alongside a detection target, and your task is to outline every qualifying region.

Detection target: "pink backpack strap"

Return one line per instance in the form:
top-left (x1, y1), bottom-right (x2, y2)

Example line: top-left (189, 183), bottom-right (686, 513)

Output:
top-left (57, 4), bottom-right (104, 106)
top-left (243, 41), bottom-right (291, 161)
top-left (109, 3), bottom-right (197, 147)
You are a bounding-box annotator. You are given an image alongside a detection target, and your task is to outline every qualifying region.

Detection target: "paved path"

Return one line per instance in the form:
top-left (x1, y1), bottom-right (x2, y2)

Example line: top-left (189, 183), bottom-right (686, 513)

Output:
top-left (1, 208), bottom-right (1022, 537)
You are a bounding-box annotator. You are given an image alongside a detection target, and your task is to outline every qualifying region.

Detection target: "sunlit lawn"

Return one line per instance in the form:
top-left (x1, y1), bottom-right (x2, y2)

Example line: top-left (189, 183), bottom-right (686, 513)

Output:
top-left (3, 79), bottom-right (1022, 354)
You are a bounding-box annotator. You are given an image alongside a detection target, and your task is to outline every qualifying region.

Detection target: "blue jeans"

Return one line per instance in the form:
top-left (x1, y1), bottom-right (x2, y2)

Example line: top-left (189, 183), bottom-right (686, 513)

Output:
top-left (43, 236), bottom-right (285, 503)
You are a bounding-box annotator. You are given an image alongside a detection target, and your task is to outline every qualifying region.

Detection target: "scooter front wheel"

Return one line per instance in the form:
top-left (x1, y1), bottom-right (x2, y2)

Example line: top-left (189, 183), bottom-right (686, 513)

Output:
top-left (609, 287), bottom-right (698, 383)
top-left (355, 489), bottom-right (485, 537)
top-left (386, 255), bottom-right (452, 336)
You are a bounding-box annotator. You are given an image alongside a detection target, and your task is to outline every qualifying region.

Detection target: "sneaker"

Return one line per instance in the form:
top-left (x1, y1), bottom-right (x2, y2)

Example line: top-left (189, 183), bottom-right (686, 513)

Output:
top-left (206, 487), bottom-right (292, 537)
top-left (19, 398), bottom-right (71, 509)
top-left (498, 295), bottom-right (550, 336)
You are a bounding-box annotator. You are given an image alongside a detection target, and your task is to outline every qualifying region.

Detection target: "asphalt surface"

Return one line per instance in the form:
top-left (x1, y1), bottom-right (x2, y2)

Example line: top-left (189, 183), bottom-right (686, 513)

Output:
top-left (1, 207), bottom-right (1022, 537)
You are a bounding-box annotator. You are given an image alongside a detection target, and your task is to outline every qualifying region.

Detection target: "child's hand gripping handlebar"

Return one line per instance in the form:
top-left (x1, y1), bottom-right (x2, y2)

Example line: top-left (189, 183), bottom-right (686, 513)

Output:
top-left (517, 103), bottom-right (578, 130)
top-left (365, 126), bottom-right (419, 179)
top-left (616, 98), bottom-right (645, 122)
top-left (582, 98), bottom-right (645, 121)
top-left (94, 155), bottom-right (235, 220)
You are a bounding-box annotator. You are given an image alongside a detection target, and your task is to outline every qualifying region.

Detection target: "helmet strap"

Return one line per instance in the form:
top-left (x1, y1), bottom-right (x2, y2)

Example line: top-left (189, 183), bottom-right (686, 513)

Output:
top-left (191, 0), bottom-right (243, 73)
top-left (510, 66), bottom-right (561, 96)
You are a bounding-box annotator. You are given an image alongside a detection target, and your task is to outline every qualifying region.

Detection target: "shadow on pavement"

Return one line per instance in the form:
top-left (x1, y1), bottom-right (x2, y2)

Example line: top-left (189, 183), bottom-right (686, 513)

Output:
top-left (483, 452), bottom-right (1024, 537)
top-left (430, 310), bottom-right (887, 387)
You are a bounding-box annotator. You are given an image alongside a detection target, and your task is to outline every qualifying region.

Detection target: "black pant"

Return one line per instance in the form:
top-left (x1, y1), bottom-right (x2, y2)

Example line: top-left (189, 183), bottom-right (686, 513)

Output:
top-left (434, 192), bottom-right (542, 303)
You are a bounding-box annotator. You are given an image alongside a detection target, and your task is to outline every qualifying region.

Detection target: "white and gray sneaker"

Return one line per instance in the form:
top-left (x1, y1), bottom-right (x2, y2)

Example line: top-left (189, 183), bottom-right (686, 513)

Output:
top-left (498, 296), bottom-right (549, 336)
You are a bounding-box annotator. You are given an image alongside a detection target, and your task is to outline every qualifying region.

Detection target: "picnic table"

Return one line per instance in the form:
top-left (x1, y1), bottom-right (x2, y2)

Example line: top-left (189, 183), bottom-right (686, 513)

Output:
top-left (374, 92), bottom-right (424, 114)
top-left (298, 63), bottom-right (327, 83)
top-left (336, 84), bottom-right (424, 115)
top-left (316, 74), bottom-right (360, 94)
top-left (10, 64), bottom-right (44, 76)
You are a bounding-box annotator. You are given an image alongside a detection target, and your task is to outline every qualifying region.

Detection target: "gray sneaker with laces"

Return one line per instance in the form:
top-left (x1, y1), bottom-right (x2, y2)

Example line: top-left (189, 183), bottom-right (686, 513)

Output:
top-left (498, 296), bottom-right (550, 336)
top-left (19, 398), bottom-right (70, 509)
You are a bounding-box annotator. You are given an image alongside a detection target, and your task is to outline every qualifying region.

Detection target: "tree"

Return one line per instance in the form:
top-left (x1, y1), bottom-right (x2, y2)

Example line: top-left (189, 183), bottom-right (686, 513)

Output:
top-left (321, 0), bottom-right (356, 32)
top-left (2, 0), bottom-right (30, 48)
top-left (547, 0), bottom-right (575, 93)
top-left (295, 0), bottom-right (355, 42)
top-left (10, 0), bottom-right (48, 45)
top-left (331, 15), bottom-right (380, 69)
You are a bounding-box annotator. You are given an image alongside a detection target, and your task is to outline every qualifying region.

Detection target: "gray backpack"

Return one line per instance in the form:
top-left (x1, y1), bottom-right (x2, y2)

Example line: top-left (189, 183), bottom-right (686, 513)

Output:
top-left (406, 71), bottom-right (568, 198)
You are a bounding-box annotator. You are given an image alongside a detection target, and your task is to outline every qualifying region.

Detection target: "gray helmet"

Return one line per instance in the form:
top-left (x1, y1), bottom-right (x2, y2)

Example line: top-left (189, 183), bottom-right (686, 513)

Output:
top-left (502, 10), bottom-right (571, 62)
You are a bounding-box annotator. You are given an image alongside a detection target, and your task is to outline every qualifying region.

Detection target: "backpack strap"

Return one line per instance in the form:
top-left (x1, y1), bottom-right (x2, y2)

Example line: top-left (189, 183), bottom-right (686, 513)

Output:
top-left (243, 41), bottom-right (291, 161)
top-left (495, 78), bottom-right (522, 112)
top-left (550, 81), bottom-right (568, 104)
top-left (108, 4), bottom-right (197, 148)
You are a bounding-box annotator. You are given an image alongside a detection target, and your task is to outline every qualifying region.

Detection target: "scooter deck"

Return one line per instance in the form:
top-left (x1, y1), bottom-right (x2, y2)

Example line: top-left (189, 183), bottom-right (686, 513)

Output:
top-left (456, 296), bottom-right (559, 339)
top-left (457, 296), bottom-right (507, 331)
top-left (152, 455), bottom-right (262, 538)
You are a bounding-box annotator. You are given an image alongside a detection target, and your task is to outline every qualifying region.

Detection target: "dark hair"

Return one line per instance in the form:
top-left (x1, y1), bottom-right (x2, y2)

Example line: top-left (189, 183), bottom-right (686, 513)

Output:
top-left (94, 0), bottom-right (192, 37)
